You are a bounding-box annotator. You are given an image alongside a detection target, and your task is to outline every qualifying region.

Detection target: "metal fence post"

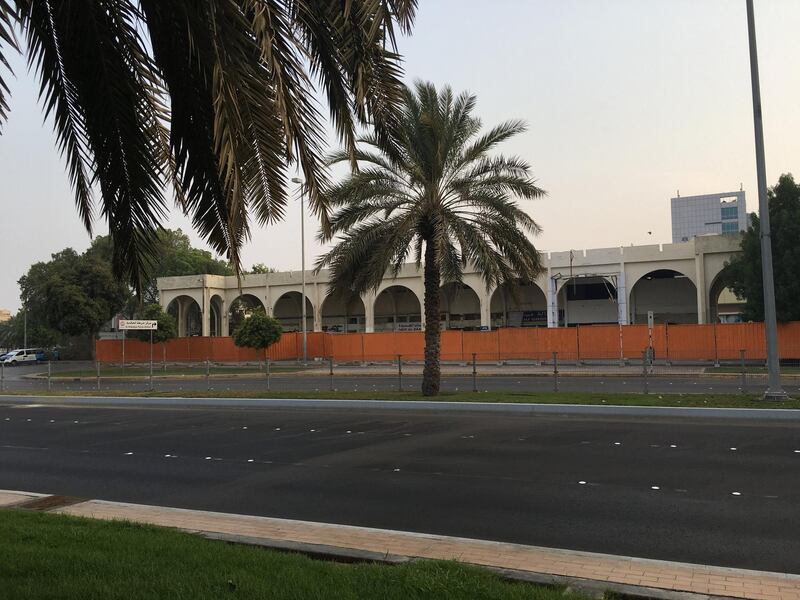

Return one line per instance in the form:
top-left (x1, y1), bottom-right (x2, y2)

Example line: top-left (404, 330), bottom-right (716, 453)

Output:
top-left (266, 356), bottom-right (271, 391)
top-left (642, 350), bottom-right (649, 394)
top-left (149, 329), bottom-right (154, 392)
top-left (397, 354), bottom-right (402, 392)
top-left (163, 345), bottom-right (167, 372)
top-left (472, 353), bottom-right (477, 393)
top-left (552, 351), bottom-right (559, 393)
top-left (206, 359), bottom-right (210, 391)
top-left (740, 349), bottom-right (747, 394)
top-left (96, 361), bottom-right (100, 391)
top-left (1, 361), bottom-right (4, 392)
top-left (329, 357), bottom-right (334, 392)
top-left (47, 360), bottom-right (51, 392)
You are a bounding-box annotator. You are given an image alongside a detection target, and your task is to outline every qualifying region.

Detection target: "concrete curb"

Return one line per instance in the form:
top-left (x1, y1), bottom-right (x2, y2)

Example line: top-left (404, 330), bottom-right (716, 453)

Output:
top-left (1, 394), bottom-right (799, 419)
top-left (199, 531), bottom-right (719, 600)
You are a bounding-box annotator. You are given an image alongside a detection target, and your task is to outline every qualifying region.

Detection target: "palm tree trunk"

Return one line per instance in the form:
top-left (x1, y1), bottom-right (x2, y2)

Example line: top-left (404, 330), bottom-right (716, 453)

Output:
top-left (422, 241), bottom-right (441, 396)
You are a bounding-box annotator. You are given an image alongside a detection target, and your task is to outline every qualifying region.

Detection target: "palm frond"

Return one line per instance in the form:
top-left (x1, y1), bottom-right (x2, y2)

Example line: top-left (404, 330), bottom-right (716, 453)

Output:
top-left (0, 0), bottom-right (19, 130)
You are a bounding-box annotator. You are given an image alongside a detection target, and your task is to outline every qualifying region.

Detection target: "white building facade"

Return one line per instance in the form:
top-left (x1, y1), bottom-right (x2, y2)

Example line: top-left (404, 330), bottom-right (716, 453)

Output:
top-left (158, 235), bottom-right (742, 337)
top-left (671, 191), bottom-right (748, 243)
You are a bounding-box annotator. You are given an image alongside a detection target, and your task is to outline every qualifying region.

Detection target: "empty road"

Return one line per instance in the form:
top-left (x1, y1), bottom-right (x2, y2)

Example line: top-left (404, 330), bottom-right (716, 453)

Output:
top-left (0, 396), bottom-right (798, 573)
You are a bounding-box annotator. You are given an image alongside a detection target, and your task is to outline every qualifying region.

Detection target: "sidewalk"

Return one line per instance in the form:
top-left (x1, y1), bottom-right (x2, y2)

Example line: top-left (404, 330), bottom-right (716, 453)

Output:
top-left (2, 490), bottom-right (798, 600)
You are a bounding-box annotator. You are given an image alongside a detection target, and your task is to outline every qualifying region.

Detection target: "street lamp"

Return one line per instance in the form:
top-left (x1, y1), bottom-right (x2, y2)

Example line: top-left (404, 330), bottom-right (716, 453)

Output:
top-left (291, 177), bottom-right (308, 365)
top-left (745, 0), bottom-right (787, 399)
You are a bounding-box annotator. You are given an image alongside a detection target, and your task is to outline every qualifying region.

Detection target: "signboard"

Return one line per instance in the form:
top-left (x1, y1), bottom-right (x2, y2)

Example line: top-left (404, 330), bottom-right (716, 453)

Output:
top-left (647, 311), bottom-right (654, 330)
top-left (119, 319), bottom-right (158, 331)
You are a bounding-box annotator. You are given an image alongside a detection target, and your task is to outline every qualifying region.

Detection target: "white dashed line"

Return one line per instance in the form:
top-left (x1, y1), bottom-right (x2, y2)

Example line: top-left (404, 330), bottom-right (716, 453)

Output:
top-left (274, 428), bottom-right (281, 431)
top-left (651, 486), bottom-right (660, 490)
top-left (731, 491), bottom-right (742, 496)
top-left (669, 444), bottom-right (677, 448)
top-left (730, 447), bottom-right (738, 451)
top-left (124, 452), bottom-right (134, 456)
top-left (578, 480), bottom-right (587, 485)
top-left (393, 468), bottom-right (400, 472)
top-left (204, 456), bottom-right (212, 460)
top-left (346, 430), bottom-right (352, 434)
top-left (242, 426), bottom-right (248, 430)
top-left (247, 459), bottom-right (254, 463)
top-left (613, 442), bottom-right (621, 446)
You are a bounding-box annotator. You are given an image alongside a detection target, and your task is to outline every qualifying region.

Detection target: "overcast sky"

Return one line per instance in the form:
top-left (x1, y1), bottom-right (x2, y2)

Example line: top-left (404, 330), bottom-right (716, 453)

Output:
top-left (0, 0), bottom-right (798, 312)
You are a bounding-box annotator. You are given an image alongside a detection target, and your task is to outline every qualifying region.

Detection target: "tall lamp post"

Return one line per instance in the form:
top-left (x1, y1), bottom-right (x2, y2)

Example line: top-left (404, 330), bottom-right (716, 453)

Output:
top-left (291, 177), bottom-right (308, 365)
top-left (745, 0), bottom-right (787, 399)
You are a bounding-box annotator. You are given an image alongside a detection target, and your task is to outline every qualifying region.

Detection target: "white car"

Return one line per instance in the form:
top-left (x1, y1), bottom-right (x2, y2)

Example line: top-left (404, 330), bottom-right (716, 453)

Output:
top-left (1, 349), bottom-right (39, 366)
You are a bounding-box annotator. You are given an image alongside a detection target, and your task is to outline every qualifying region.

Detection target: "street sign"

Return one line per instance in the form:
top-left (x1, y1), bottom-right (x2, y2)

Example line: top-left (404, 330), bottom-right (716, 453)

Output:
top-left (119, 319), bottom-right (158, 331)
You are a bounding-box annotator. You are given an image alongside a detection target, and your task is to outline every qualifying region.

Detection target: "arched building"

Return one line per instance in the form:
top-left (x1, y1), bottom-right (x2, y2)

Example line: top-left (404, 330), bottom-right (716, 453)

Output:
top-left (157, 234), bottom-right (742, 336)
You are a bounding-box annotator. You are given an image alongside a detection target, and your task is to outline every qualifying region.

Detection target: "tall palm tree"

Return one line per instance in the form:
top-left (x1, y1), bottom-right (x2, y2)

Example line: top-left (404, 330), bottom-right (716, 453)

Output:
top-left (0, 0), bottom-right (416, 293)
top-left (317, 81), bottom-right (546, 396)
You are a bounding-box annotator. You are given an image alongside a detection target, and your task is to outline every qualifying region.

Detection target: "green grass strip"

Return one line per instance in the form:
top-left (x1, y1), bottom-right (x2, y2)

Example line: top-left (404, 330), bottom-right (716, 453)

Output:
top-left (2, 389), bottom-right (799, 408)
top-left (0, 509), bottom-right (585, 600)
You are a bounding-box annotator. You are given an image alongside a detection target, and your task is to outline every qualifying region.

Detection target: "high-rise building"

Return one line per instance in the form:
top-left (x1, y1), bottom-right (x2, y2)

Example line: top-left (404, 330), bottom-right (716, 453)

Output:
top-left (670, 191), bottom-right (747, 243)
top-left (0, 309), bottom-right (10, 323)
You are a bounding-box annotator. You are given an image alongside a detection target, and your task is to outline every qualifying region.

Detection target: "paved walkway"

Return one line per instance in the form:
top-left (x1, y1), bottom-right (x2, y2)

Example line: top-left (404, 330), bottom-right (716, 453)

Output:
top-left (1, 490), bottom-right (797, 599)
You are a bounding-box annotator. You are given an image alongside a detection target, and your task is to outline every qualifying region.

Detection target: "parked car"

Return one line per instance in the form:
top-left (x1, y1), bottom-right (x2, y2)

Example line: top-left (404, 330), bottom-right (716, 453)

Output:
top-left (1, 349), bottom-right (39, 366)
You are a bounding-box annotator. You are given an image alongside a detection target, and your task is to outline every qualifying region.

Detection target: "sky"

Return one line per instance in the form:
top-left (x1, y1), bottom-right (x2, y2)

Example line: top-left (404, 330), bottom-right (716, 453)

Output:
top-left (0, 0), bottom-right (798, 312)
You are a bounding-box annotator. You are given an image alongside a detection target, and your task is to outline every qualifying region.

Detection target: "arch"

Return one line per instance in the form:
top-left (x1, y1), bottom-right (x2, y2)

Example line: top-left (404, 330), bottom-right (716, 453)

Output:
top-left (166, 295), bottom-right (202, 337)
top-left (210, 294), bottom-right (224, 337)
top-left (708, 269), bottom-right (745, 323)
top-left (489, 280), bottom-right (547, 328)
top-left (629, 269), bottom-right (698, 325)
top-left (556, 276), bottom-right (618, 326)
top-left (273, 291), bottom-right (314, 332)
top-left (374, 285), bottom-right (422, 332)
top-left (320, 293), bottom-right (366, 333)
top-left (440, 282), bottom-right (481, 330)
top-left (228, 294), bottom-right (266, 336)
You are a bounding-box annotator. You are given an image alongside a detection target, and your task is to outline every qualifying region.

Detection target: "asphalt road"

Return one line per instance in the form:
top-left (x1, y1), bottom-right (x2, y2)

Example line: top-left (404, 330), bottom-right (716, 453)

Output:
top-left (1, 361), bottom-right (798, 395)
top-left (0, 398), bottom-right (798, 573)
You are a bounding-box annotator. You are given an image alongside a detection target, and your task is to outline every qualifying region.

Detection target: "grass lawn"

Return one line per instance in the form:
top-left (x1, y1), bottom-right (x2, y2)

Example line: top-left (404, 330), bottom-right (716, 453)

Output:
top-left (0, 509), bottom-right (583, 600)
top-left (50, 365), bottom-right (306, 378)
top-left (706, 365), bottom-right (800, 375)
top-left (3, 388), bottom-right (800, 409)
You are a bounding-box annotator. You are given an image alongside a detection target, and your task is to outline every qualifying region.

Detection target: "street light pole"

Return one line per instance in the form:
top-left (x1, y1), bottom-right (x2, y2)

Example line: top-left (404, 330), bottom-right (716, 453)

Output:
top-left (745, 0), bottom-right (787, 399)
top-left (291, 177), bottom-right (308, 365)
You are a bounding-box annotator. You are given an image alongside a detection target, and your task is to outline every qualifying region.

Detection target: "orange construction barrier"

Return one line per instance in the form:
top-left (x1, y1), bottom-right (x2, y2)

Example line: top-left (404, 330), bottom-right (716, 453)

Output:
top-left (95, 321), bottom-right (800, 364)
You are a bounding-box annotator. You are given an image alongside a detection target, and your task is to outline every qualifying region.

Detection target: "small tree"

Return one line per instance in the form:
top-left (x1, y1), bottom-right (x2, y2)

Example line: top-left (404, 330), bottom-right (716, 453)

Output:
top-left (128, 304), bottom-right (177, 343)
top-left (232, 310), bottom-right (282, 360)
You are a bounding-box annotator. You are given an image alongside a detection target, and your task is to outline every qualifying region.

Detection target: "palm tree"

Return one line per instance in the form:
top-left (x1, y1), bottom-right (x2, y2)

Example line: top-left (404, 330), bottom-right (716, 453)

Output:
top-left (0, 1), bottom-right (416, 293)
top-left (317, 81), bottom-right (546, 396)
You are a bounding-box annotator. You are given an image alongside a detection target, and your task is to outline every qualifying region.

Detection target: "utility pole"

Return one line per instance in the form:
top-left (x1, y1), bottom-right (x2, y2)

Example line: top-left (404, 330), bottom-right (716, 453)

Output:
top-left (291, 177), bottom-right (308, 365)
top-left (23, 310), bottom-right (27, 348)
top-left (745, 0), bottom-right (787, 399)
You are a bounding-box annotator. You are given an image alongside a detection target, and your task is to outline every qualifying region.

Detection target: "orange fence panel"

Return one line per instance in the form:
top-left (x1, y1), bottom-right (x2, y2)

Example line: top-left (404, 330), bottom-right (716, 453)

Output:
top-left (497, 328), bottom-right (536, 360)
top-left (330, 334), bottom-right (364, 362)
top-left (440, 330), bottom-right (465, 361)
top-left (460, 331), bottom-right (496, 361)
top-left (779, 322), bottom-right (800, 360)
top-left (576, 325), bottom-right (619, 360)
top-left (535, 328), bottom-right (578, 361)
top-left (665, 324), bottom-right (715, 362)
top-left (715, 322), bottom-right (766, 361)
top-left (94, 321), bottom-right (800, 365)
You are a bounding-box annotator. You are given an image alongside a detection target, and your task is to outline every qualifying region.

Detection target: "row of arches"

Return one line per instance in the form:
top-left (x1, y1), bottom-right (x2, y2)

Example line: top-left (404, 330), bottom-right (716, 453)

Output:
top-left (167, 270), bottom-right (739, 337)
